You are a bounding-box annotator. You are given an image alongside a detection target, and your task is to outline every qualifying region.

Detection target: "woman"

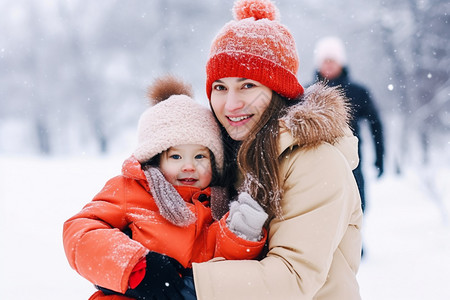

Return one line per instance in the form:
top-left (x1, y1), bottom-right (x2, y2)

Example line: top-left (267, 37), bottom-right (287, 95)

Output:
top-left (189, 0), bottom-right (363, 299)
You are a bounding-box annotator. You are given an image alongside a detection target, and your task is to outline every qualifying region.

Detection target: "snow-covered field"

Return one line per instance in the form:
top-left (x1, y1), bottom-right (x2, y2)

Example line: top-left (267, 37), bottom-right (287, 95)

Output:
top-left (1, 155), bottom-right (449, 299)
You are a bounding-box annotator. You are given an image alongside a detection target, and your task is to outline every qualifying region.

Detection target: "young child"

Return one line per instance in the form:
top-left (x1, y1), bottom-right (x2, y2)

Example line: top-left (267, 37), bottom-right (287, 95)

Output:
top-left (63, 75), bottom-right (268, 300)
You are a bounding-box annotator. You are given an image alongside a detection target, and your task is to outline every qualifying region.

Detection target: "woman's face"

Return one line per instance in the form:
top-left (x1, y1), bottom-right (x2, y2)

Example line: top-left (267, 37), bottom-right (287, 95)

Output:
top-left (210, 77), bottom-right (272, 141)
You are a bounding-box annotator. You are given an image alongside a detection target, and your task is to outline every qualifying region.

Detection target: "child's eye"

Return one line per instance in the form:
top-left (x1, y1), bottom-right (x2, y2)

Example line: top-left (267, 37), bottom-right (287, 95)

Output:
top-left (170, 154), bottom-right (182, 160)
top-left (195, 154), bottom-right (207, 159)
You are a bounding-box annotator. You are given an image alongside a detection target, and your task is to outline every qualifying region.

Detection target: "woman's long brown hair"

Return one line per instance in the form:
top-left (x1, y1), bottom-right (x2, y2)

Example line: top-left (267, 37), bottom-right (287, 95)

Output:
top-left (218, 92), bottom-right (296, 218)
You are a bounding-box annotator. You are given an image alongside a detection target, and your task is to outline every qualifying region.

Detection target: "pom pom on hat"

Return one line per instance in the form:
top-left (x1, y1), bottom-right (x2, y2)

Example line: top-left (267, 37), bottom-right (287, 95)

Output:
top-left (206, 0), bottom-right (303, 100)
top-left (147, 75), bottom-right (193, 105)
top-left (134, 76), bottom-right (224, 172)
top-left (233, 0), bottom-right (280, 21)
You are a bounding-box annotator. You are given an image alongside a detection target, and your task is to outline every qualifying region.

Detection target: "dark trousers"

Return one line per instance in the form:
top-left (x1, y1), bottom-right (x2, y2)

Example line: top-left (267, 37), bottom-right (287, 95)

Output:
top-left (352, 166), bottom-right (366, 213)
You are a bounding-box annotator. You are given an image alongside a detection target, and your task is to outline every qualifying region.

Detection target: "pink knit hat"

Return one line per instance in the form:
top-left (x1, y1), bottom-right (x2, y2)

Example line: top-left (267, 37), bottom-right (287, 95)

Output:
top-left (134, 75), bottom-right (224, 172)
top-left (206, 0), bottom-right (304, 100)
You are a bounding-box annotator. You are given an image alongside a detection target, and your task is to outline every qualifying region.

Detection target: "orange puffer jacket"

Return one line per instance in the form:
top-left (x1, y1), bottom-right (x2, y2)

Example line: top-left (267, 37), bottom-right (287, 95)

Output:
top-left (63, 156), bottom-right (266, 294)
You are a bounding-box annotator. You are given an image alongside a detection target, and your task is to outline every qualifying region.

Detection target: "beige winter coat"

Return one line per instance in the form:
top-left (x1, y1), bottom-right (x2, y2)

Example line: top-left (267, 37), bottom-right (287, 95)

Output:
top-left (192, 83), bottom-right (363, 299)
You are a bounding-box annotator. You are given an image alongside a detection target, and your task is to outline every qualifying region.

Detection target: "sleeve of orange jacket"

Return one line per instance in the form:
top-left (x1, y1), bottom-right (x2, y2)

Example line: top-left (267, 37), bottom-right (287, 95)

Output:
top-left (63, 176), bottom-right (148, 294)
top-left (207, 212), bottom-right (267, 260)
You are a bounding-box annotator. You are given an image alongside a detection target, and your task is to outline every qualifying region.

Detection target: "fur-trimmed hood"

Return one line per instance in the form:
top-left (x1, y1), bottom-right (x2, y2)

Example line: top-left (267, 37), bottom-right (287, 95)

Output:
top-left (279, 82), bottom-right (359, 169)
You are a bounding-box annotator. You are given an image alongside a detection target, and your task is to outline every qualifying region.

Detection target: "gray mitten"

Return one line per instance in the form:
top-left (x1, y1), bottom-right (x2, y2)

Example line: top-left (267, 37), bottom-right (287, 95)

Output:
top-left (226, 192), bottom-right (268, 241)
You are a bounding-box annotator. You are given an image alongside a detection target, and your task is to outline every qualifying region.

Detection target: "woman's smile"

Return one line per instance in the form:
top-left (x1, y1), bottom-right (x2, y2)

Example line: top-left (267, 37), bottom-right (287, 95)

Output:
top-left (227, 114), bottom-right (253, 125)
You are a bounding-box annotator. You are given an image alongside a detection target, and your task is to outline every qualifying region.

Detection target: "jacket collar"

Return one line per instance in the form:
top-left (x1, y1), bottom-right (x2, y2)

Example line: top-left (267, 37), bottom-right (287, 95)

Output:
top-left (278, 82), bottom-right (359, 169)
top-left (315, 67), bottom-right (350, 87)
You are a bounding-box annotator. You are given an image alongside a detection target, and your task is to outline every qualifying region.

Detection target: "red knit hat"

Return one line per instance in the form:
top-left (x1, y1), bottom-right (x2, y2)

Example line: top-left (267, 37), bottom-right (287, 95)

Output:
top-left (206, 0), bottom-right (304, 100)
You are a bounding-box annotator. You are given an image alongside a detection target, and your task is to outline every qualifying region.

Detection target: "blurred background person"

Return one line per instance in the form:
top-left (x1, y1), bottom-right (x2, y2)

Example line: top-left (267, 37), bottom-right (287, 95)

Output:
top-left (312, 36), bottom-right (385, 214)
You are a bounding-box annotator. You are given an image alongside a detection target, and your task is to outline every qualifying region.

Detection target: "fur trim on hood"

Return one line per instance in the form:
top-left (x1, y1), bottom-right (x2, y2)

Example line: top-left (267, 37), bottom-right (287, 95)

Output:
top-left (280, 82), bottom-right (351, 149)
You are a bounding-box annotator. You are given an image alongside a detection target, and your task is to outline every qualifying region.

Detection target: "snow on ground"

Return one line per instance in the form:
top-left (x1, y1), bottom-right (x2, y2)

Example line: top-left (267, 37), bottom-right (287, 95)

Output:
top-left (0, 155), bottom-right (449, 299)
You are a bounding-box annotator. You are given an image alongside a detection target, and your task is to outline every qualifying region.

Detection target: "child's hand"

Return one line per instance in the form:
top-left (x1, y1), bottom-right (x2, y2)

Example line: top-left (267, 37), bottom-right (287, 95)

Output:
top-left (125, 252), bottom-right (186, 300)
top-left (227, 192), bottom-right (268, 241)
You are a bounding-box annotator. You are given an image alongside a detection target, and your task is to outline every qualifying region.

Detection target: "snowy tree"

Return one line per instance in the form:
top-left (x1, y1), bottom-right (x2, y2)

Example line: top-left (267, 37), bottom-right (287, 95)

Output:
top-left (376, 0), bottom-right (450, 171)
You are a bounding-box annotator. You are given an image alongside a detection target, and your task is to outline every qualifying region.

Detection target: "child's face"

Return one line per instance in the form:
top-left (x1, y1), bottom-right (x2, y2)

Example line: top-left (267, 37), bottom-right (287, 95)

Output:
top-left (160, 144), bottom-right (213, 190)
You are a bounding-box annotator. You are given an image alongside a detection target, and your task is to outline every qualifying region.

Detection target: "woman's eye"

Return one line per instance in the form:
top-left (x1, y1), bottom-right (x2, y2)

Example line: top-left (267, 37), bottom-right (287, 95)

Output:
top-left (243, 82), bottom-right (256, 89)
top-left (213, 84), bottom-right (226, 91)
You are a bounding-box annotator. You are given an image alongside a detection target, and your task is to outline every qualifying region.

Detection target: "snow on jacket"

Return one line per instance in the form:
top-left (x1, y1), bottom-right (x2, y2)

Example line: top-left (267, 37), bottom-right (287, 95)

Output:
top-left (192, 83), bottom-right (363, 300)
top-left (63, 157), bottom-right (266, 294)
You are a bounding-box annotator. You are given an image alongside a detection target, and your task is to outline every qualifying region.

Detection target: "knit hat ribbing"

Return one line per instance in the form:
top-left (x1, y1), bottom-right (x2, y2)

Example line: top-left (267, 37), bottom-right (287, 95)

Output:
top-left (206, 0), bottom-right (304, 100)
top-left (133, 75), bottom-right (224, 172)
